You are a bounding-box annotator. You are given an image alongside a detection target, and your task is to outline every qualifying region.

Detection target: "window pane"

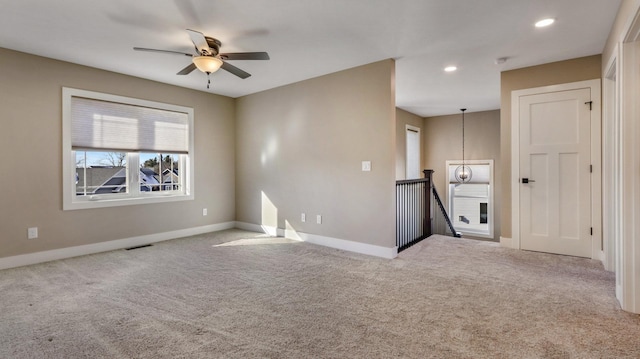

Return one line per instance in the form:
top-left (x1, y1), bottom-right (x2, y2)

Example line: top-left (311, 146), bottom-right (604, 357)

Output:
top-left (140, 152), bottom-right (182, 192)
top-left (75, 151), bottom-right (127, 196)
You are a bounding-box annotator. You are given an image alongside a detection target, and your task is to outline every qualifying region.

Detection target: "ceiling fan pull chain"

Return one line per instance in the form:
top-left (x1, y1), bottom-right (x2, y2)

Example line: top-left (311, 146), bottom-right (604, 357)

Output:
top-left (207, 72), bottom-right (211, 89)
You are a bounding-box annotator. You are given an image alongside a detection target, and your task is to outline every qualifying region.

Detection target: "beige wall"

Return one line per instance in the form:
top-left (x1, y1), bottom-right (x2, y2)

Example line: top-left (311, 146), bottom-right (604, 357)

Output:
top-left (236, 60), bottom-right (396, 248)
top-left (395, 108), bottom-right (424, 180)
top-left (499, 55), bottom-right (602, 239)
top-left (424, 110), bottom-right (501, 241)
top-left (0, 48), bottom-right (236, 258)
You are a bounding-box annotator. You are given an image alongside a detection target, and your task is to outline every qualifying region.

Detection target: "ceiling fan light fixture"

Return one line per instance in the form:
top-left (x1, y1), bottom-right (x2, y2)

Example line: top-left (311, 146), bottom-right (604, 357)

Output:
top-left (193, 56), bottom-right (223, 73)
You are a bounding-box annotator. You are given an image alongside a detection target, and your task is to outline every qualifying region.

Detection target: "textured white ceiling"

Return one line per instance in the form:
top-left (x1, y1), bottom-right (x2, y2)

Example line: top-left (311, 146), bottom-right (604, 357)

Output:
top-left (0, 0), bottom-right (621, 117)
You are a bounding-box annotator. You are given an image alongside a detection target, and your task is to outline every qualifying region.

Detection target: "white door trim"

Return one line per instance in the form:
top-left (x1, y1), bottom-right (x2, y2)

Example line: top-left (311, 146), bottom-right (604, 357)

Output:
top-left (510, 79), bottom-right (602, 259)
top-left (619, 34), bottom-right (640, 314)
top-left (603, 0), bottom-right (640, 314)
top-left (602, 49), bottom-right (620, 275)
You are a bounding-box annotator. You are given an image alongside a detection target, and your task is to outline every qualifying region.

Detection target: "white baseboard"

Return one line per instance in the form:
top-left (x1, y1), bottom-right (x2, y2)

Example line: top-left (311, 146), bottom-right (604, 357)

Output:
top-left (288, 229), bottom-right (398, 259)
top-left (234, 221), bottom-right (397, 259)
top-left (0, 222), bottom-right (236, 271)
top-left (0, 221), bottom-right (397, 271)
top-left (500, 236), bottom-right (514, 248)
top-left (234, 222), bottom-right (285, 237)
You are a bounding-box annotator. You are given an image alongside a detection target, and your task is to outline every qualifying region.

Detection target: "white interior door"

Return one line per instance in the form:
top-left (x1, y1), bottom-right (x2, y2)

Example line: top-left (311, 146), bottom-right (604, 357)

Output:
top-left (519, 88), bottom-right (592, 257)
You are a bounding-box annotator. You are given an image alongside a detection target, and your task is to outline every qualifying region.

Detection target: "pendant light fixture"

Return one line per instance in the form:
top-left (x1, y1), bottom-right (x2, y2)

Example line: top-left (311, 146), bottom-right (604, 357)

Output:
top-left (454, 108), bottom-right (472, 183)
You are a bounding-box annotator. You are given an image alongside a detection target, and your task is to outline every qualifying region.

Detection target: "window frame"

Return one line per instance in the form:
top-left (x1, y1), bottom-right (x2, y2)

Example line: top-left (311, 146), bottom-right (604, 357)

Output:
top-left (62, 88), bottom-right (194, 210)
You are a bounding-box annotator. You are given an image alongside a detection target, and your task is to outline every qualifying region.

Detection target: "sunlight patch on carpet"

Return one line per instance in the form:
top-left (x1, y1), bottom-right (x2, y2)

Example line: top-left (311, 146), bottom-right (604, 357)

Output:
top-left (213, 237), bottom-right (296, 247)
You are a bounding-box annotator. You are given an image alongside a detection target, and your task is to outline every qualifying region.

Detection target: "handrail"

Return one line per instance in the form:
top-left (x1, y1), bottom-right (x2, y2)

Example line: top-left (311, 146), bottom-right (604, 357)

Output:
top-left (396, 177), bottom-right (432, 185)
top-left (432, 185), bottom-right (461, 238)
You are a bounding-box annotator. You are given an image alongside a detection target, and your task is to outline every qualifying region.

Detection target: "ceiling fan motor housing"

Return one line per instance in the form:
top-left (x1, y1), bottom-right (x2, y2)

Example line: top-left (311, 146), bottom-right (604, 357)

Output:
top-left (205, 37), bottom-right (221, 56)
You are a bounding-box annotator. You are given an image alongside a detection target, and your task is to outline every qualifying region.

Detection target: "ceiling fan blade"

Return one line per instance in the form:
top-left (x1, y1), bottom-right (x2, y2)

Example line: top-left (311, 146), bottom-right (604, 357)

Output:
top-left (221, 61), bottom-right (251, 79)
top-left (177, 62), bottom-right (197, 75)
top-left (220, 52), bottom-right (270, 61)
top-left (133, 47), bottom-right (193, 57)
top-left (186, 29), bottom-right (211, 55)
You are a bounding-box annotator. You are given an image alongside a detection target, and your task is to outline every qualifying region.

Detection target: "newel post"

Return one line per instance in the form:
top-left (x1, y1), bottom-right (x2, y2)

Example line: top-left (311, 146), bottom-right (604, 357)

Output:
top-left (423, 169), bottom-right (434, 237)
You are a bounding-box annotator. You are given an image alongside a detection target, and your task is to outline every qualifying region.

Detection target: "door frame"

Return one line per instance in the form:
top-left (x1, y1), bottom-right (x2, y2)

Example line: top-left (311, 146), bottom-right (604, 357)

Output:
top-left (603, 51), bottom-right (621, 277)
top-left (617, 8), bottom-right (640, 313)
top-left (510, 79), bottom-right (602, 259)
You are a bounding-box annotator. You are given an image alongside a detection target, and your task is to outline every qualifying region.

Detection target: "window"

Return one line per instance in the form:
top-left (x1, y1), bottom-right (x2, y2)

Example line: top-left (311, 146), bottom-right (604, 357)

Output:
top-left (446, 160), bottom-right (494, 239)
top-left (405, 125), bottom-right (421, 179)
top-left (63, 88), bottom-right (194, 210)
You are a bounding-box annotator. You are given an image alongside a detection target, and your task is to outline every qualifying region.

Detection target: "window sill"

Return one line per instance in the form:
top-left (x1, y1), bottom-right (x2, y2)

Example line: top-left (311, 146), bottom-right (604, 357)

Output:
top-left (458, 230), bottom-right (493, 239)
top-left (63, 192), bottom-right (193, 211)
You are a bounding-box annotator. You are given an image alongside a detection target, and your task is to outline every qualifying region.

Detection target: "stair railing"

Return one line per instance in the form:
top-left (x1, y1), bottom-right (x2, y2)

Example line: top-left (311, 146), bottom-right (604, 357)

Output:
top-left (396, 169), bottom-right (460, 252)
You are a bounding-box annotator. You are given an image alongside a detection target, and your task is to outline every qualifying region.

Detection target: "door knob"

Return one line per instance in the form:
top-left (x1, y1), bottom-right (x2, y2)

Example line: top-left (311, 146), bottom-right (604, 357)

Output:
top-left (521, 178), bottom-right (536, 184)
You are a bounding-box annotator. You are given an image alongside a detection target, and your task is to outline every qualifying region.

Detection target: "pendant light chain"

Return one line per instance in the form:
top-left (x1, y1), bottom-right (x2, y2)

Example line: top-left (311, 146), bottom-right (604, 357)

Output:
top-left (454, 108), bottom-right (472, 183)
top-left (461, 108), bottom-right (466, 169)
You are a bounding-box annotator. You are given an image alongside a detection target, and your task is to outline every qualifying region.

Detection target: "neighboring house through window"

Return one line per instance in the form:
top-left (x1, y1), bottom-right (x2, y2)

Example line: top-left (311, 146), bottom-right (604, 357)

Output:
top-left (62, 88), bottom-right (194, 210)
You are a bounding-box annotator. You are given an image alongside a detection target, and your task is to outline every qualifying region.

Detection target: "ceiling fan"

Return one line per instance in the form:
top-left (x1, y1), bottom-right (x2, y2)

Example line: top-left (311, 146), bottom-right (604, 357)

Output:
top-left (134, 29), bottom-right (269, 88)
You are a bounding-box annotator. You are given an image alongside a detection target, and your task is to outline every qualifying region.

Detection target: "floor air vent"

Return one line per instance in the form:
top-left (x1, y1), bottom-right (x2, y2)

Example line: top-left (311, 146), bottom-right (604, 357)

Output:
top-left (125, 244), bottom-right (153, 251)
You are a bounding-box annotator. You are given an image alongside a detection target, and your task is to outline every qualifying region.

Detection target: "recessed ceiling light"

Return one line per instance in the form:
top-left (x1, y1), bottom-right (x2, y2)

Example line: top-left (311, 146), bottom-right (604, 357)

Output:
top-left (535, 18), bottom-right (555, 28)
top-left (444, 66), bottom-right (457, 72)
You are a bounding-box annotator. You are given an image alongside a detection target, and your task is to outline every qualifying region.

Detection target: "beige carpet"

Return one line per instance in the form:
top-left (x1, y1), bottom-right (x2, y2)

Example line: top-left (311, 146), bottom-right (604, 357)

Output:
top-left (0, 229), bottom-right (638, 358)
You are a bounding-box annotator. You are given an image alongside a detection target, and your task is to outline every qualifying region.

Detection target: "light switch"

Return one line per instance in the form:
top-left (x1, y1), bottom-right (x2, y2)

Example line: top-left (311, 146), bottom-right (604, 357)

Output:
top-left (362, 161), bottom-right (371, 171)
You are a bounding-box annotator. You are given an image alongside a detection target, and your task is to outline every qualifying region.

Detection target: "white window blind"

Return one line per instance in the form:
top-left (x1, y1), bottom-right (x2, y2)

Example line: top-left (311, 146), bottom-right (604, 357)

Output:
top-left (70, 96), bottom-right (189, 153)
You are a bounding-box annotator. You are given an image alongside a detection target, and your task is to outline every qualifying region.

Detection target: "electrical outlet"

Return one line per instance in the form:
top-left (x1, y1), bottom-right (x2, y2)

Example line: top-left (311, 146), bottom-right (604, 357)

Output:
top-left (301, 213), bottom-right (306, 222)
top-left (316, 215), bottom-right (322, 224)
top-left (27, 227), bottom-right (38, 239)
top-left (203, 208), bottom-right (208, 216)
